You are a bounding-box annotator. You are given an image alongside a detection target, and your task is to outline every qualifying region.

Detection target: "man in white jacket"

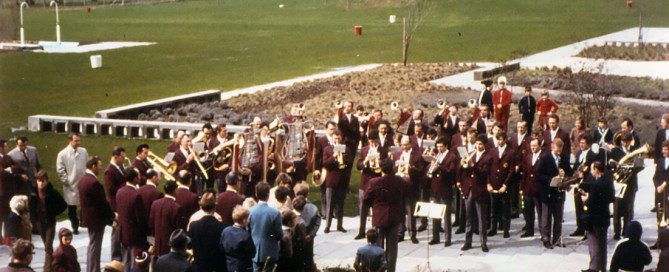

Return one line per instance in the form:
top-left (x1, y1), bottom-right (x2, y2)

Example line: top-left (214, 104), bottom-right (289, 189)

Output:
top-left (56, 133), bottom-right (88, 234)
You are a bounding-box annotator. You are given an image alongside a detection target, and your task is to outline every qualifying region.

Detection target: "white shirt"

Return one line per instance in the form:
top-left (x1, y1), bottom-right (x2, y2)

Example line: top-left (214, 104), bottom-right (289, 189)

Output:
top-left (165, 195), bottom-right (176, 201)
top-left (475, 150), bottom-right (484, 162)
top-left (550, 128), bottom-right (559, 141)
top-left (326, 135), bottom-right (334, 146)
top-left (111, 161), bottom-right (123, 175)
top-left (179, 147), bottom-right (189, 158)
top-left (498, 145), bottom-right (507, 159)
top-left (517, 133), bottom-right (526, 146)
top-left (579, 149), bottom-right (590, 163)
top-left (449, 115), bottom-right (458, 127)
top-left (436, 150), bottom-right (448, 164)
top-left (380, 134), bottom-right (387, 147)
top-left (665, 158), bottom-right (669, 171)
top-left (532, 152), bottom-right (541, 166)
top-left (57, 145), bottom-right (88, 205)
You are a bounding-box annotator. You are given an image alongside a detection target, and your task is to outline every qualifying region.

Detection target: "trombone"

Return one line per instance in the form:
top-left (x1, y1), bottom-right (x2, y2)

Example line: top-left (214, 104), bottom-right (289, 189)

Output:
top-left (188, 146), bottom-right (210, 180)
top-left (146, 151), bottom-right (176, 181)
top-left (461, 150), bottom-right (477, 168)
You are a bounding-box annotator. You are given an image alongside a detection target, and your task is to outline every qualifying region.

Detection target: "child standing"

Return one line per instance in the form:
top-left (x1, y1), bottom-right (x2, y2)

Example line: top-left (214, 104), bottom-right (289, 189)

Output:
top-left (52, 227), bottom-right (80, 272)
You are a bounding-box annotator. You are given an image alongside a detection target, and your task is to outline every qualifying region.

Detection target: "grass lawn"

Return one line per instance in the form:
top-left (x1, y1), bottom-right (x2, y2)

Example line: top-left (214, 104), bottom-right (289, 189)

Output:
top-left (1, 0), bottom-right (668, 216)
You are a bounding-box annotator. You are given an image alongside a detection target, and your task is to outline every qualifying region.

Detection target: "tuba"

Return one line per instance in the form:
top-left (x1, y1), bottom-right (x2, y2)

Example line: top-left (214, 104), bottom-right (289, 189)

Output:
top-left (610, 144), bottom-right (649, 197)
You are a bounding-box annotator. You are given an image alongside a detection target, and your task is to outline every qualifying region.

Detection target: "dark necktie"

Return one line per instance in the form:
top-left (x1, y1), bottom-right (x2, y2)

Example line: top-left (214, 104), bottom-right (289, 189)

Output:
top-left (22, 151), bottom-right (30, 167)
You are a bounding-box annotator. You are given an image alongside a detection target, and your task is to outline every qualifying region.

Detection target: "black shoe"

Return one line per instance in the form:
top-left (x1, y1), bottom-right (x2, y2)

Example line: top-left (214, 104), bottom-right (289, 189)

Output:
top-left (581, 269), bottom-right (597, 272)
top-left (650, 243), bottom-right (659, 249)
top-left (354, 233), bottom-right (365, 240)
top-left (455, 228), bottom-right (465, 234)
top-left (337, 227), bottom-right (347, 233)
top-left (553, 241), bottom-right (566, 248)
top-left (481, 244), bottom-right (489, 252)
top-left (487, 230), bottom-right (497, 236)
top-left (461, 244), bottom-right (472, 251)
top-left (411, 236), bottom-right (419, 244)
top-left (613, 234), bottom-right (621, 240)
top-left (474, 230), bottom-right (479, 235)
top-left (511, 213), bottom-right (520, 219)
top-left (324, 228), bottom-right (330, 234)
top-left (417, 225), bottom-right (427, 232)
top-left (444, 241), bottom-right (452, 247)
top-left (428, 239), bottom-right (440, 245)
top-left (521, 225), bottom-right (528, 232)
top-left (652, 207), bottom-right (658, 213)
top-left (520, 232), bottom-right (533, 238)
top-left (569, 230), bottom-right (584, 237)
top-left (503, 231), bottom-right (510, 238)
top-left (398, 236), bottom-right (405, 242)
top-left (73, 230), bottom-right (79, 235)
top-left (543, 241), bottom-right (553, 249)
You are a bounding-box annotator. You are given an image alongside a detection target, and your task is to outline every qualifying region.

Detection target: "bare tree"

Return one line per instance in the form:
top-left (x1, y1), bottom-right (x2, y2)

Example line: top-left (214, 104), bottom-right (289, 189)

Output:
top-left (402, 0), bottom-right (433, 66)
top-left (565, 62), bottom-right (614, 127)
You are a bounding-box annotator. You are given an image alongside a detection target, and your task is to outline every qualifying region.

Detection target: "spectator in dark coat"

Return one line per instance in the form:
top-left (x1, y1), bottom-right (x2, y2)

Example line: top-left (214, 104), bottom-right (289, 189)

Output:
top-left (51, 228), bottom-right (80, 272)
top-left (187, 190), bottom-right (227, 272)
top-left (5, 195), bottom-right (30, 242)
top-left (0, 239), bottom-right (35, 272)
top-left (354, 229), bottom-right (387, 272)
top-left (657, 227), bottom-right (669, 272)
top-left (276, 210), bottom-right (296, 272)
top-left (155, 229), bottom-right (193, 272)
top-left (248, 182), bottom-right (283, 271)
top-left (29, 170), bottom-right (67, 272)
top-left (221, 206), bottom-right (254, 272)
top-left (609, 220), bottom-right (652, 272)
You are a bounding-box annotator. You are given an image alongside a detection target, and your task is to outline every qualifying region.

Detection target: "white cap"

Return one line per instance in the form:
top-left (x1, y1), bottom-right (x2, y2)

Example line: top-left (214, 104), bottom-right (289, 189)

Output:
top-left (498, 76), bottom-right (507, 85)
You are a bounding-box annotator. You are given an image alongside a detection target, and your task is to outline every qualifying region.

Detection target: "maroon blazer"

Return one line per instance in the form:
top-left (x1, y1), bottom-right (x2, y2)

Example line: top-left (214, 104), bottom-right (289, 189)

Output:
top-left (460, 151), bottom-right (492, 201)
top-left (0, 155), bottom-right (21, 197)
top-left (132, 158), bottom-right (151, 186)
top-left (337, 113), bottom-right (361, 151)
top-left (450, 133), bottom-right (467, 154)
top-left (116, 185), bottom-right (149, 248)
top-left (392, 149), bottom-right (427, 188)
top-left (51, 244), bottom-right (80, 272)
top-left (508, 133), bottom-right (530, 164)
top-left (166, 142), bottom-right (180, 154)
top-left (468, 117), bottom-right (488, 136)
top-left (430, 151), bottom-right (459, 199)
top-left (172, 149), bottom-right (194, 175)
top-left (488, 146), bottom-right (515, 190)
top-left (176, 186), bottom-right (199, 221)
top-left (378, 133), bottom-right (394, 152)
top-left (314, 136), bottom-right (331, 171)
top-left (409, 134), bottom-right (427, 151)
top-left (521, 151), bottom-right (545, 197)
top-left (356, 145), bottom-right (387, 192)
top-left (138, 184), bottom-right (164, 220)
top-left (322, 145), bottom-right (353, 188)
top-left (215, 190), bottom-right (244, 226)
top-left (544, 127), bottom-right (571, 157)
top-left (78, 172), bottom-right (114, 230)
top-left (150, 196), bottom-right (184, 257)
top-left (363, 175), bottom-right (406, 228)
top-left (103, 163), bottom-right (125, 212)
top-left (434, 114), bottom-right (460, 137)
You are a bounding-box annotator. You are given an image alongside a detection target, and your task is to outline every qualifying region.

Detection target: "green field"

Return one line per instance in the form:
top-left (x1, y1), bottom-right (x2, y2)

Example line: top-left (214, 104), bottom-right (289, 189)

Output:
top-left (0, 0), bottom-right (668, 216)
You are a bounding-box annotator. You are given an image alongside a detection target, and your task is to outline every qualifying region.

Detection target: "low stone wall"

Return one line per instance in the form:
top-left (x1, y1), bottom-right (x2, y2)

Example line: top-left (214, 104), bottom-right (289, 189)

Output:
top-left (94, 89), bottom-right (221, 119)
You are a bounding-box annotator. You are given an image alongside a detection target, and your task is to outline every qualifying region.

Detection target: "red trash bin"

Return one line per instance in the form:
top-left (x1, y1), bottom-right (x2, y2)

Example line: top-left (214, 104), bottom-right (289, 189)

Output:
top-left (627, 1), bottom-right (632, 8)
top-left (354, 26), bottom-right (362, 35)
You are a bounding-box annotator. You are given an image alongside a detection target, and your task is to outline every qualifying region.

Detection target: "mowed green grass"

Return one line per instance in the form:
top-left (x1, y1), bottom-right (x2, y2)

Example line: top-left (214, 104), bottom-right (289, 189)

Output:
top-left (0, 0), bottom-right (667, 216)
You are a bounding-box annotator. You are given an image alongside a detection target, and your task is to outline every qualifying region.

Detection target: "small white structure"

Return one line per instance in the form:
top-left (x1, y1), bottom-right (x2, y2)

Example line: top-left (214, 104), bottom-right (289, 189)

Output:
top-left (20, 2), bottom-right (29, 45)
top-left (50, 1), bottom-right (61, 43)
top-left (90, 55), bottom-right (102, 69)
top-left (389, 15), bottom-right (396, 23)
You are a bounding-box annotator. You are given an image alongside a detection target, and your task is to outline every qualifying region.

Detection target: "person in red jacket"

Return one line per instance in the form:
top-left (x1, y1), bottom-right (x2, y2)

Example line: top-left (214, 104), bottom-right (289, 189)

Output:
top-left (536, 91), bottom-right (559, 130)
top-left (493, 76), bottom-right (512, 132)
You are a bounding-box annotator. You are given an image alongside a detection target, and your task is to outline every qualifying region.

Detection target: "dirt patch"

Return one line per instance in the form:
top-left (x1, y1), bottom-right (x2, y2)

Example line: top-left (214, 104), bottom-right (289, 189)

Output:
top-left (577, 44), bottom-right (669, 61)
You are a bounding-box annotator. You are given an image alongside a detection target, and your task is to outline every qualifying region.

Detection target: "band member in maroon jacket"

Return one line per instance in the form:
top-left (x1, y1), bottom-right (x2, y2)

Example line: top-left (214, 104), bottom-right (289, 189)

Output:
top-left (393, 136), bottom-right (427, 244)
top-left (132, 144), bottom-right (150, 186)
top-left (487, 132), bottom-right (515, 238)
top-left (520, 138), bottom-right (545, 237)
top-left (216, 171), bottom-right (244, 226)
top-left (150, 180), bottom-right (184, 258)
top-left (209, 124), bottom-right (232, 192)
top-left (434, 105), bottom-right (461, 138)
top-left (166, 130), bottom-right (185, 154)
top-left (450, 121), bottom-right (469, 153)
top-left (427, 136), bottom-right (459, 246)
top-left (323, 131), bottom-right (353, 233)
top-left (533, 129), bottom-right (551, 155)
top-left (354, 131), bottom-right (386, 240)
top-left (363, 159), bottom-right (406, 272)
top-left (455, 127), bottom-right (478, 234)
top-left (377, 120), bottom-right (395, 151)
top-left (509, 121), bottom-right (531, 217)
top-left (116, 168), bottom-right (149, 272)
top-left (315, 121), bottom-right (336, 216)
top-left (544, 114), bottom-right (571, 157)
top-left (409, 123), bottom-right (427, 151)
top-left (468, 105), bottom-right (491, 136)
top-left (536, 138), bottom-right (573, 249)
top-left (138, 170), bottom-right (164, 221)
top-left (78, 156), bottom-right (115, 272)
top-left (175, 171), bottom-right (199, 226)
top-left (460, 134), bottom-right (492, 252)
top-left (103, 146), bottom-right (125, 262)
top-left (337, 101), bottom-right (361, 206)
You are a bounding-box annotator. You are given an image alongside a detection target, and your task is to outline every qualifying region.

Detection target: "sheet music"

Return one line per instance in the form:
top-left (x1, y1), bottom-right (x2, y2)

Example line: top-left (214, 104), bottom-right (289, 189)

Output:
top-left (193, 142), bottom-right (205, 153)
top-left (550, 177), bottom-right (563, 188)
top-left (423, 140), bottom-right (435, 150)
top-left (413, 202), bottom-right (446, 219)
top-left (457, 147), bottom-right (468, 158)
top-left (164, 153), bottom-right (175, 163)
top-left (614, 182), bottom-right (627, 198)
top-left (389, 146), bottom-right (402, 154)
top-left (333, 144), bottom-right (346, 153)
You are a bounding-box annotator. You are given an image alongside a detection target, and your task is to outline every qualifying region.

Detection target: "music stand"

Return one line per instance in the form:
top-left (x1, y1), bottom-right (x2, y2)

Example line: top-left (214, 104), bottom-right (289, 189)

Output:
top-left (413, 201), bottom-right (446, 270)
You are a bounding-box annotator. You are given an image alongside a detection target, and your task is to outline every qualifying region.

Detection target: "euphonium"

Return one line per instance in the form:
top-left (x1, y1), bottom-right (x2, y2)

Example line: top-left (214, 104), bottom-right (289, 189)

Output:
top-left (611, 143), bottom-right (649, 185)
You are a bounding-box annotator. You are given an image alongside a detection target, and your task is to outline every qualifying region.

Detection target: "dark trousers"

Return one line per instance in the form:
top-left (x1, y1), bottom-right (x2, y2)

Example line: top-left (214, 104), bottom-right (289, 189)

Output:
top-left (121, 243), bottom-right (139, 272)
top-left (522, 114), bottom-right (535, 135)
top-left (320, 185), bottom-right (327, 217)
top-left (509, 174), bottom-right (522, 215)
top-left (358, 189), bottom-right (370, 235)
top-left (574, 192), bottom-right (585, 231)
top-left (216, 177), bottom-right (226, 194)
top-left (613, 190), bottom-right (636, 237)
top-left (87, 226), bottom-right (105, 272)
top-left (489, 193), bottom-right (510, 233)
top-left (253, 259), bottom-right (277, 272)
top-left (111, 226), bottom-right (122, 261)
top-left (522, 195), bottom-right (542, 234)
top-left (68, 205), bottom-right (79, 232)
top-left (587, 225), bottom-right (608, 271)
top-left (418, 186), bottom-right (430, 228)
top-left (402, 192), bottom-right (418, 238)
top-left (457, 193), bottom-right (467, 231)
top-left (36, 220), bottom-right (56, 272)
top-left (454, 189), bottom-right (462, 225)
top-left (325, 187), bottom-right (346, 229)
top-left (376, 224), bottom-right (399, 272)
top-left (541, 194), bottom-right (565, 243)
top-left (464, 194), bottom-right (488, 246)
top-left (431, 196), bottom-right (453, 243)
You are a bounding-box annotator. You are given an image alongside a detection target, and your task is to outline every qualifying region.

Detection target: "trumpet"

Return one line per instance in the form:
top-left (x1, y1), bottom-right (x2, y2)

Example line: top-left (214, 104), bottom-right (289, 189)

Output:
top-left (296, 103), bottom-right (305, 111)
top-left (335, 151), bottom-right (346, 169)
top-left (395, 161), bottom-right (409, 178)
top-left (147, 151), bottom-right (176, 181)
top-left (188, 146), bottom-right (210, 180)
top-left (426, 160), bottom-right (439, 179)
top-left (467, 99), bottom-right (477, 108)
top-left (365, 145), bottom-right (381, 174)
top-left (334, 100), bottom-right (343, 108)
top-left (390, 101), bottom-right (399, 111)
top-left (437, 99), bottom-right (446, 109)
top-left (123, 157), bottom-right (132, 169)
